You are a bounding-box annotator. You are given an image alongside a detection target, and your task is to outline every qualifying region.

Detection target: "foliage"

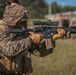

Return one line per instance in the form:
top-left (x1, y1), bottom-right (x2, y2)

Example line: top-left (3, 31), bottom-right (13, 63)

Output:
top-left (63, 6), bottom-right (76, 12)
top-left (19, 0), bottom-right (48, 18)
top-left (51, 2), bottom-right (62, 14)
top-left (51, 2), bottom-right (76, 14)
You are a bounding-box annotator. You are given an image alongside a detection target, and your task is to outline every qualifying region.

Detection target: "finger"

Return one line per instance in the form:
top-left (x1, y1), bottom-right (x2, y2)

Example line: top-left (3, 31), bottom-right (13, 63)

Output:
top-left (40, 34), bottom-right (44, 37)
top-left (29, 31), bottom-right (34, 34)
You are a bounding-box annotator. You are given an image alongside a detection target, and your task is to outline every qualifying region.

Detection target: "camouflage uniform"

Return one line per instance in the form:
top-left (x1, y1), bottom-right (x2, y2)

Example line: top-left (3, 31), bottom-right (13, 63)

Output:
top-left (0, 3), bottom-right (56, 75)
top-left (0, 38), bottom-right (33, 74)
top-left (0, 3), bottom-right (32, 75)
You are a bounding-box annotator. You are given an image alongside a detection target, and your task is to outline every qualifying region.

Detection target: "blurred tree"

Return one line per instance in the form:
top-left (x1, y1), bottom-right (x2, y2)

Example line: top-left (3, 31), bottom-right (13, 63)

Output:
top-left (19, 0), bottom-right (48, 18)
top-left (51, 2), bottom-right (62, 14)
top-left (63, 6), bottom-right (76, 12)
top-left (51, 2), bottom-right (76, 14)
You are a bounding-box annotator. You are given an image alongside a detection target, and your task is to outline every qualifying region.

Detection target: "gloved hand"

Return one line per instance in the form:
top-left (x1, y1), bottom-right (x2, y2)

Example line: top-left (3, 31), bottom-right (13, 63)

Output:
top-left (29, 32), bottom-right (44, 44)
top-left (52, 28), bottom-right (65, 41)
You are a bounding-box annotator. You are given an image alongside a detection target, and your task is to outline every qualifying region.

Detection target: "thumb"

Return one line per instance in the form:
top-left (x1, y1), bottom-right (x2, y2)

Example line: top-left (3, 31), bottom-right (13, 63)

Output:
top-left (29, 31), bottom-right (34, 35)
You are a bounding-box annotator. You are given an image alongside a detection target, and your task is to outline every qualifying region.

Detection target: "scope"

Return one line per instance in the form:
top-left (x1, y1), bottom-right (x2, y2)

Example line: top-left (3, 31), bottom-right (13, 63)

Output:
top-left (33, 20), bottom-right (59, 26)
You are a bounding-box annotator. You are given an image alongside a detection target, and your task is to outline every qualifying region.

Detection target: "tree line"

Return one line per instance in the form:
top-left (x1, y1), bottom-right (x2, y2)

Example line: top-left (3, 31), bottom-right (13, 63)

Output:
top-left (0, 0), bottom-right (76, 19)
top-left (51, 2), bottom-right (76, 14)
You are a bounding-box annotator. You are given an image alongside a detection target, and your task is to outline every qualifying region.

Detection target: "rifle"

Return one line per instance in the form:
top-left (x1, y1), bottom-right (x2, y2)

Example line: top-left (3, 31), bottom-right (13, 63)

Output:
top-left (6, 20), bottom-right (76, 39)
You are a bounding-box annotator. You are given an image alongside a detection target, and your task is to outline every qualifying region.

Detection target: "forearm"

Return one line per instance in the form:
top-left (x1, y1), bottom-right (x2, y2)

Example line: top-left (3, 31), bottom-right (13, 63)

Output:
top-left (1, 38), bottom-right (33, 57)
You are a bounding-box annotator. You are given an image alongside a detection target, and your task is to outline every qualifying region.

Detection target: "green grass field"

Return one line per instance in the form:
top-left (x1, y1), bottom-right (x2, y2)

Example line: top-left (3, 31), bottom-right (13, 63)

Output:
top-left (30, 39), bottom-right (76, 75)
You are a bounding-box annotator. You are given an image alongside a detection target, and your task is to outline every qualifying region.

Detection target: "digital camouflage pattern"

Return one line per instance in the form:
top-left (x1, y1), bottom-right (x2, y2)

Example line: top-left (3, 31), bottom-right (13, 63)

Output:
top-left (0, 22), bottom-right (32, 74)
top-left (0, 38), bottom-right (33, 74)
top-left (1, 38), bottom-right (32, 57)
top-left (3, 4), bottom-right (29, 27)
top-left (0, 3), bottom-right (31, 74)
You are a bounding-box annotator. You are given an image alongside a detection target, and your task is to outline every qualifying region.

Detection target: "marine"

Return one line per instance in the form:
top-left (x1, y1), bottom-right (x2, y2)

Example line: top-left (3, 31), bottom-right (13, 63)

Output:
top-left (70, 15), bottom-right (76, 39)
top-left (0, 0), bottom-right (32, 75)
top-left (0, 0), bottom-right (65, 75)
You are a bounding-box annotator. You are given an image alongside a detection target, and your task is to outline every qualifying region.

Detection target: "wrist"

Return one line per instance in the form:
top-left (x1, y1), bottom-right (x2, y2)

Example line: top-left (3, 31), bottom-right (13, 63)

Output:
top-left (27, 37), bottom-right (33, 44)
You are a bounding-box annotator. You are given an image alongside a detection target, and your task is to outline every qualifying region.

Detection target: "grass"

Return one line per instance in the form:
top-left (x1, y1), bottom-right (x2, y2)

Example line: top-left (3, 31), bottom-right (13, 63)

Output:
top-left (30, 39), bottom-right (76, 75)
